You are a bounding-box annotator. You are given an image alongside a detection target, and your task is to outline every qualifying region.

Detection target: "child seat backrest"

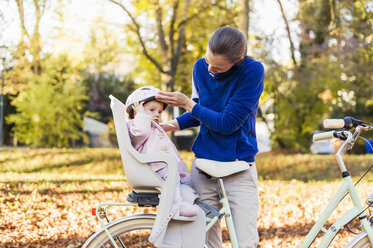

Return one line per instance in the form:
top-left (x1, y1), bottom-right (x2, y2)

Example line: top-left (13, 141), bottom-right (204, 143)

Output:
top-left (110, 96), bottom-right (204, 248)
top-left (109, 95), bottom-right (163, 192)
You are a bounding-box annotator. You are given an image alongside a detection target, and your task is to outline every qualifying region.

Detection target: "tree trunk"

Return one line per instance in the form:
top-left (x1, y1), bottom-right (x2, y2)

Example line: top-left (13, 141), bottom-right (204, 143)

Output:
top-left (276, 0), bottom-right (297, 67)
top-left (14, 0), bottom-right (44, 74)
top-left (109, 0), bottom-right (192, 122)
top-left (161, 68), bottom-right (175, 120)
top-left (238, 0), bottom-right (250, 42)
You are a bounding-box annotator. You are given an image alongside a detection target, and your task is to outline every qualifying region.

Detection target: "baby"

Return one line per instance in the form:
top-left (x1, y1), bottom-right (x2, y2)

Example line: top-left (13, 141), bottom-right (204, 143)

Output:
top-left (125, 86), bottom-right (198, 218)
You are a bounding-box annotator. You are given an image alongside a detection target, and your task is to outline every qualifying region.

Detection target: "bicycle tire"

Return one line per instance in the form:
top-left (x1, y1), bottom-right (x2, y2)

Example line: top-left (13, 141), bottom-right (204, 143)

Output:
top-left (82, 214), bottom-right (156, 248)
top-left (345, 231), bottom-right (372, 248)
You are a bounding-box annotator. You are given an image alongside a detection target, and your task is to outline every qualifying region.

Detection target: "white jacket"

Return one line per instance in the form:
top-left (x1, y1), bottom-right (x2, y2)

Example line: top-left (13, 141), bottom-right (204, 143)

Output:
top-left (127, 111), bottom-right (189, 179)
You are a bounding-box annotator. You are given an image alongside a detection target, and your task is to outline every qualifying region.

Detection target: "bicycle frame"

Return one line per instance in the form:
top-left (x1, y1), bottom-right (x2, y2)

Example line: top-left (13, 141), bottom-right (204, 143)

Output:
top-left (205, 178), bottom-right (239, 248)
top-left (86, 114), bottom-right (373, 248)
top-left (92, 129), bottom-right (373, 248)
top-left (299, 174), bottom-right (372, 247)
top-left (94, 202), bottom-right (138, 248)
top-left (300, 127), bottom-right (373, 247)
top-left (94, 179), bottom-right (240, 248)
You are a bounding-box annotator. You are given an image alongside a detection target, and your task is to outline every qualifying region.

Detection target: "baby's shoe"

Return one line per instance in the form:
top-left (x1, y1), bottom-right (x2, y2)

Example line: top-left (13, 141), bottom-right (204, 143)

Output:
top-left (179, 202), bottom-right (199, 217)
top-left (172, 202), bottom-right (199, 221)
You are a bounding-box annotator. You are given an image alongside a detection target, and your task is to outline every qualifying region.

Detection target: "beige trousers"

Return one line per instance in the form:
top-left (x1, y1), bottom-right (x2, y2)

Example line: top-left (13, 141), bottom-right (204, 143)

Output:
top-left (191, 160), bottom-right (259, 248)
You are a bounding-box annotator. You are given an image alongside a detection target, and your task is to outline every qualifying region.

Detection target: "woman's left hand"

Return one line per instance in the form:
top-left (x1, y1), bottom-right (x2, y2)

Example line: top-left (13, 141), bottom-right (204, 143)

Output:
top-left (156, 91), bottom-right (196, 112)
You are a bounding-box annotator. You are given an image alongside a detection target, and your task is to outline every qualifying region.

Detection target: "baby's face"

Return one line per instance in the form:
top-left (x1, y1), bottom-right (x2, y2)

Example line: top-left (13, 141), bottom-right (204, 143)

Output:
top-left (143, 100), bottom-right (164, 124)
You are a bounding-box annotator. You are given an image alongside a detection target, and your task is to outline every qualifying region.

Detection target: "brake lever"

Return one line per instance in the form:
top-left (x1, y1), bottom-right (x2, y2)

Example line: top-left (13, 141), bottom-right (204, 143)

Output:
top-left (336, 130), bottom-right (348, 140)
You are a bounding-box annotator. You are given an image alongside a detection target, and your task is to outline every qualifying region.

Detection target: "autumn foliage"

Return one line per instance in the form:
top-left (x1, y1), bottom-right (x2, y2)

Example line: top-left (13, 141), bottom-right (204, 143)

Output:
top-left (1, 148), bottom-right (373, 247)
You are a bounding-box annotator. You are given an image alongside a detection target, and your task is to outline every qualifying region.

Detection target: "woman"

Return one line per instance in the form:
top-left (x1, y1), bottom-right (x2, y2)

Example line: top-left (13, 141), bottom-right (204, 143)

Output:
top-left (156, 26), bottom-right (264, 248)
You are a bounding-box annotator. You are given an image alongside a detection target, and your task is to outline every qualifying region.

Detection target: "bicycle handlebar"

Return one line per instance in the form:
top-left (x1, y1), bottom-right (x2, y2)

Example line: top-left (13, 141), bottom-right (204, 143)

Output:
top-left (313, 131), bottom-right (336, 142)
top-left (323, 119), bottom-right (345, 129)
top-left (314, 116), bottom-right (373, 142)
top-left (313, 130), bottom-right (350, 142)
top-left (323, 117), bottom-right (366, 129)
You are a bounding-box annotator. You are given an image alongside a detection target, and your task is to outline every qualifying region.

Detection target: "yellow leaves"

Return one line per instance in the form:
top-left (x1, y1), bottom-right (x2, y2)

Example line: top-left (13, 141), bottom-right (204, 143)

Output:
top-left (366, 99), bottom-right (373, 107)
top-left (318, 90), bottom-right (332, 104)
top-left (32, 114), bottom-right (40, 123)
top-left (366, 34), bottom-right (373, 44)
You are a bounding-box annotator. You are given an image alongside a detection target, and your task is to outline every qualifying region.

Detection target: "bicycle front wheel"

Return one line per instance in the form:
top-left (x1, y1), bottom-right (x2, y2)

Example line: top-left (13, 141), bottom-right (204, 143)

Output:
top-left (345, 231), bottom-right (372, 248)
top-left (82, 214), bottom-right (156, 248)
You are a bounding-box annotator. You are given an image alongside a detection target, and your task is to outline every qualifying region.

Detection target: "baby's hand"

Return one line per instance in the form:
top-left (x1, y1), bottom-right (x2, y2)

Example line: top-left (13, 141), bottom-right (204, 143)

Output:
top-left (132, 101), bottom-right (145, 112)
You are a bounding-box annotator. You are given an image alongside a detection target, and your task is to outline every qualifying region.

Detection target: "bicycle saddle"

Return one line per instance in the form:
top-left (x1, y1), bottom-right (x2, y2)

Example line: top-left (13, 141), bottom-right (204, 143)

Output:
top-left (195, 158), bottom-right (253, 178)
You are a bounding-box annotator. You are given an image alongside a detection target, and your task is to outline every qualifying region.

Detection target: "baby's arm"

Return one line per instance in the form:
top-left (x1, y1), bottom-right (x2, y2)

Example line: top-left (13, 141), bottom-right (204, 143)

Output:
top-left (128, 102), bottom-right (152, 145)
top-left (160, 119), bottom-right (180, 132)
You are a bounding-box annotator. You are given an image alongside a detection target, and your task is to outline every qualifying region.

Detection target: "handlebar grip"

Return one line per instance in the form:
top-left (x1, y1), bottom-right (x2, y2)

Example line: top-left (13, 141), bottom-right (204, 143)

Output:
top-left (323, 119), bottom-right (345, 129)
top-left (313, 131), bottom-right (336, 142)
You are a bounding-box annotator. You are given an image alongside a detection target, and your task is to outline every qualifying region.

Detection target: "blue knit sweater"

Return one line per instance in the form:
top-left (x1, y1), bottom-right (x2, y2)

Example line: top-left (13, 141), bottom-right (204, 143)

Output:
top-left (176, 57), bottom-right (264, 162)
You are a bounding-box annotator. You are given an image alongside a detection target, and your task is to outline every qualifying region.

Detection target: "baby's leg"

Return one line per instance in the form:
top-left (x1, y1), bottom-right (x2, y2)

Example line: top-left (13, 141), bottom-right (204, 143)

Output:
top-left (156, 168), bottom-right (198, 217)
top-left (158, 166), bottom-right (192, 186)
top-left (176, 181), bottom-right (199, 217)
top-left (178, 161), bottom-right (193, 186)
top-left (180, 172), bottom-right (193, 187)
top-left (156, 167), bottom-right (168, 181)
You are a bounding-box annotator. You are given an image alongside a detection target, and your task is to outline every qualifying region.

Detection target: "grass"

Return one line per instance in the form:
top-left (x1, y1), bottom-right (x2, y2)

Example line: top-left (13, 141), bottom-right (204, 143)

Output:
top-left (2, 147), bottom-right (373, 182)
top-left (257, 153), bottom-right (373, 182)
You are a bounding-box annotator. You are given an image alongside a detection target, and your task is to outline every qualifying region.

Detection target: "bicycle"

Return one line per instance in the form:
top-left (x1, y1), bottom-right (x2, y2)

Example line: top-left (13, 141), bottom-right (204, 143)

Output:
top-left (81, 162), bottom-right (246, 248)
top-left (82, 96), bottom-right (373, 248)
top-left (299, 116), bottom-right (373, 248)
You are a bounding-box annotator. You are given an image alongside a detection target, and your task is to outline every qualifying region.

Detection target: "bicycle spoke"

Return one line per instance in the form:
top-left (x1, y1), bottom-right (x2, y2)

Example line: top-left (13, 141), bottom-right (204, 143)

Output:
top-left (116, 236), bottom-right (127, 248)
top-left (97, 229), bottom-right (153, 248)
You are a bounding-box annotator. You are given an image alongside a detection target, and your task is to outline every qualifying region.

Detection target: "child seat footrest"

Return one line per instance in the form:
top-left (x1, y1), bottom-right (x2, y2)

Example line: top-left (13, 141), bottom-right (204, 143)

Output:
top-left (127, 191), bottom-right (160, 207)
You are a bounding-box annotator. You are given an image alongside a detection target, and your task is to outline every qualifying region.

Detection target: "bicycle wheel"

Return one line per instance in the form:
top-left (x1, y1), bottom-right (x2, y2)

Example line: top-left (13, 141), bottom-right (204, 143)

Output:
top-left (82, 214), bottom-right (156, 248)
top-left (345, 231), bottom-right (372, 248)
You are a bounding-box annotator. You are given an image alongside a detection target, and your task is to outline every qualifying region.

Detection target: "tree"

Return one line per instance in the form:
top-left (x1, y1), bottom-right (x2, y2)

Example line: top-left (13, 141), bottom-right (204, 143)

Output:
top-left (109, 0), bottom-right (190, 92)
top-left (7, 55), bottom-right (88, 147)
top-left (238, 0), bottom-right (250, 42)
top-left (4, 0), bottom-right (93, 147)
top-left (9, 0), bottom-right (47, 94)
top-left (80, 20), bottom-right (135, 123)
top-left (83, 73), bottom-right (136, 123)
top-left (276, 0), bottom-right (297, 67)
top-left (261, 0), bottom-right (373, 151)
top-left (325, 0), bottom-right (373, 125)
top-left (108, 0), bottom-right (238, 118)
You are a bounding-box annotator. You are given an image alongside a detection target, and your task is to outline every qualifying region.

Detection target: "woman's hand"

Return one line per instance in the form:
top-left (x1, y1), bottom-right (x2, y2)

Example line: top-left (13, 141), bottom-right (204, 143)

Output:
top-left (156, 91), bottom-right (196, 112)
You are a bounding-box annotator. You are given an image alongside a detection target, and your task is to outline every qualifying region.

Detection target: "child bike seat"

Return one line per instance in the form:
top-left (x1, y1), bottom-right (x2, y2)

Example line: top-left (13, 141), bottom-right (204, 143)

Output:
top-left (127, 191), bottom-right (160, 207)
top-left (195, 158), bottom-right (253, 178)
top-left (109, 95), bottom-right (205, 247)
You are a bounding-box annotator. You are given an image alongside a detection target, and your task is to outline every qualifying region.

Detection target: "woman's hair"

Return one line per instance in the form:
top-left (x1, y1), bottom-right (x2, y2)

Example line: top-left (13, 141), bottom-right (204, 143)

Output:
top-left (208, 26), bottom-right (247, 63)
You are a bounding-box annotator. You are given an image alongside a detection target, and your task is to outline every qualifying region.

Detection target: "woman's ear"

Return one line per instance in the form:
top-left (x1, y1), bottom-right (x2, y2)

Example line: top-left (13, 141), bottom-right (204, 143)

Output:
top-left (234, 56), bottom-right (244, 65)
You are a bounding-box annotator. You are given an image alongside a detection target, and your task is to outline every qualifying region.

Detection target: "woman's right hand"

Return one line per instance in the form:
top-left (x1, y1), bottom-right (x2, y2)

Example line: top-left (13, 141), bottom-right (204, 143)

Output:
top-left (156, 91), bottom-right (196, 112)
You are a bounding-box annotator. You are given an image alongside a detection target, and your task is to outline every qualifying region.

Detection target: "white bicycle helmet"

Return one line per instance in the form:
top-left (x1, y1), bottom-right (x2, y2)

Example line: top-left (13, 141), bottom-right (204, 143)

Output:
top-left (125, 86), bottom-right (167, 118)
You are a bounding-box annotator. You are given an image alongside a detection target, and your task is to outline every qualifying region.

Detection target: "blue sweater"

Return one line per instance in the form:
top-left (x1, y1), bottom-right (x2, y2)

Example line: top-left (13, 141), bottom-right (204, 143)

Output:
top-left (176, 57), bottom-right (264, 162)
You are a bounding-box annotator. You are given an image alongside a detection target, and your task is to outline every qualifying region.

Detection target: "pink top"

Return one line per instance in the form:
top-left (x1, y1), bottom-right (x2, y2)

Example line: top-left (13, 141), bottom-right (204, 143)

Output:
top-left (127, 111), bottom-right (188, 179)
